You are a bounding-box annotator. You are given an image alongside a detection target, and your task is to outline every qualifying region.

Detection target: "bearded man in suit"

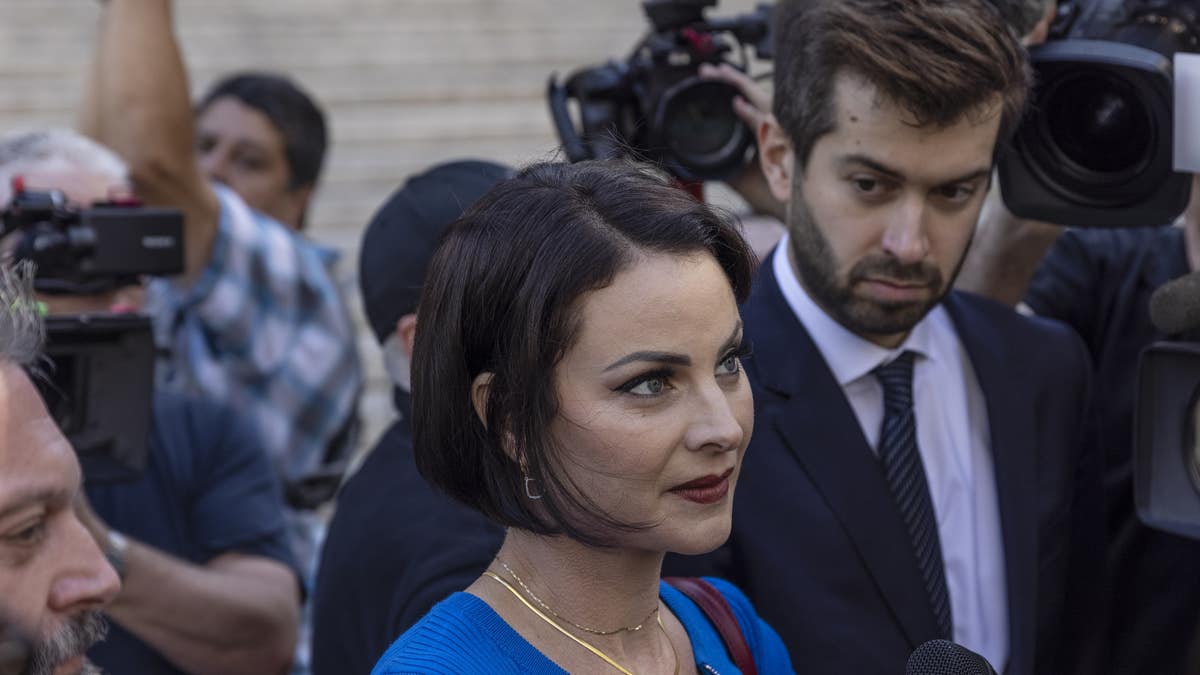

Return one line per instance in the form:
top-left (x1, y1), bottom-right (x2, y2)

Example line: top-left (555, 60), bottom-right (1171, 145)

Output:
top-left (667, 1), bottom-right (1104, 673)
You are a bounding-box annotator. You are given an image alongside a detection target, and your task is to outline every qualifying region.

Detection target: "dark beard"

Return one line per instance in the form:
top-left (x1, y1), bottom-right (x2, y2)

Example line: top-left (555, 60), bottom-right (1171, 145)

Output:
top-left (787, 190), bottom-right (957, 339)
top-left (20, 611), bottom-right (107, 675)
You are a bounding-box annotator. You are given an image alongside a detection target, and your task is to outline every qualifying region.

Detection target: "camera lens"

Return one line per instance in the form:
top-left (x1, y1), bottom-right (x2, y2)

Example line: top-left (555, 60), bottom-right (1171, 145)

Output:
top-left (663, 83), bottom-right (739, 156)
top-left (1043, 71), bottom-right (1152, 176)
top-left (654, 78), bottom-right (752, 181)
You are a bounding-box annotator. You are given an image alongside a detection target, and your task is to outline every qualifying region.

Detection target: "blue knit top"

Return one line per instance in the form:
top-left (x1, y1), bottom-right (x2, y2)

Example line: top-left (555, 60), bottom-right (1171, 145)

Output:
top-left (370, 577), bottom-right (794, 674)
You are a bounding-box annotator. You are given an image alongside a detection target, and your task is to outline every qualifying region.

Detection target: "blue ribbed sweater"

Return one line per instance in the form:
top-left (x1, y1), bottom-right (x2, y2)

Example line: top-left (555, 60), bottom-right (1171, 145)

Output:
top-left (370, 577), bottom-right (794, 674)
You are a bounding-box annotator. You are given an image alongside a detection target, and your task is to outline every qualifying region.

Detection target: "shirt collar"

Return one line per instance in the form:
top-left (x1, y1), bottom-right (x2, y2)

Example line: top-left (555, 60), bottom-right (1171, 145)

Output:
top-left (771, 234), bottom-right (944, 385)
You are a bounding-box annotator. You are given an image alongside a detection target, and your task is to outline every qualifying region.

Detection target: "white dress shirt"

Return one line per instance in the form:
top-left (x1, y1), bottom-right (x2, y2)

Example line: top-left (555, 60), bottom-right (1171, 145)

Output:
top-left (772, 237), bottom-right (1009, 671)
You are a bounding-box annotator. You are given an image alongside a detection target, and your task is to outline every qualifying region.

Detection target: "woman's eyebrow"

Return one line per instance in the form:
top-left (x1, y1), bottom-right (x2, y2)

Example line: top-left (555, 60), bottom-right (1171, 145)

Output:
top-left (603, 322), bottom-right (744, 372)
top-left (603, 351), bottom-right (690, 372)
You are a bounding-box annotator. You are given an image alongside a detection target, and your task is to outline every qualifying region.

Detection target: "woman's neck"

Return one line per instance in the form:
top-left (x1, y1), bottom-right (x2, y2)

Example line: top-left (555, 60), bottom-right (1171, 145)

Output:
top-left (491, 528), bottom-right (665, 635)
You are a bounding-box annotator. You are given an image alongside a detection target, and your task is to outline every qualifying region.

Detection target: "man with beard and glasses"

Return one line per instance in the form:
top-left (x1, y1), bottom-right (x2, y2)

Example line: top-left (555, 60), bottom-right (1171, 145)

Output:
top-left (0, 264), bottom-right (120, 675)
top-left (665, 1), bottom-right (1103, 674)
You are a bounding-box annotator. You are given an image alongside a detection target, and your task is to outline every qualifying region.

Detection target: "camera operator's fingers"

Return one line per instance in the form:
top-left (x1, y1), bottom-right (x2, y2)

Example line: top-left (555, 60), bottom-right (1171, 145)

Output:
top-left (699, 62), bottom-right (772, 117)
top-left (732, 95), bottom-right (770, 134)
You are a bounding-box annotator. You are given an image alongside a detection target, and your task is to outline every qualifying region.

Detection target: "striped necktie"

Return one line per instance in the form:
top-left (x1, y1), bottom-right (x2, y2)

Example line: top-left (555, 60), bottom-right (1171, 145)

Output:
top-left (873, 350), bottom-right (953, 639)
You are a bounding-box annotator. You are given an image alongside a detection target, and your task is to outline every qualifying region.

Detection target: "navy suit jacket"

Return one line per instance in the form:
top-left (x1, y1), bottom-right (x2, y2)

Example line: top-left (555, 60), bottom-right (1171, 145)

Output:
top-left (666, 257), bottom-right (1104, 675)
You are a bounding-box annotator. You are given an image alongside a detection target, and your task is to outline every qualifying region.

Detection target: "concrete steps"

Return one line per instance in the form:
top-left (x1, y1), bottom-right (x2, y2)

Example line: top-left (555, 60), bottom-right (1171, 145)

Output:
top-left (0, 0), bottom-right (768, 451)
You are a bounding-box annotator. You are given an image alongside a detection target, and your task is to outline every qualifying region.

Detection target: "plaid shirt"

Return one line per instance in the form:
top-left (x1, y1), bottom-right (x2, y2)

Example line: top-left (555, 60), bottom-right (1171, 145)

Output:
top-left (146, 185), bottom-right (362, 485)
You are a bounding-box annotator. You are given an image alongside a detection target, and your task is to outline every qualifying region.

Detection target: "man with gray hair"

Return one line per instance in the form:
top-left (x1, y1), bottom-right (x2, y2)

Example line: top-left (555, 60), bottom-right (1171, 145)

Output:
top-left (0, 262), bottom-right (120, 675)
top-left (0, 120), bottom-right (345, 672)
top-left (0, 134), bottom-right (304, 672)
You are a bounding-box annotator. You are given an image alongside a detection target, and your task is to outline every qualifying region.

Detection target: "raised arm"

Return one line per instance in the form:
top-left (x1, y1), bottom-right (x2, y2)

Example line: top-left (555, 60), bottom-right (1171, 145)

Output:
top-left (954, 181), bottom-right (1063, 307)
top-left (84, 0), bottom-right (219, 285)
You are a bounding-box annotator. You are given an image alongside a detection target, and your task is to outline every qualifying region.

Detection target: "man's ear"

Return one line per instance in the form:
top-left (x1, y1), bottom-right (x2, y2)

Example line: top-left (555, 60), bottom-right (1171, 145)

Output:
top-left (758, 113), bottom-right (796, 206)
top-left (396, 314), bottom-right (417, 358)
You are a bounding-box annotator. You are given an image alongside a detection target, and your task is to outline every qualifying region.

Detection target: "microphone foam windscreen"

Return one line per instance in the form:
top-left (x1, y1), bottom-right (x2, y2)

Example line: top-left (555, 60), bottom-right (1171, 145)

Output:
top-left (905, 639), bottom-right (997, 675)
top-left (1149, 270), bottom-right (1200, 336)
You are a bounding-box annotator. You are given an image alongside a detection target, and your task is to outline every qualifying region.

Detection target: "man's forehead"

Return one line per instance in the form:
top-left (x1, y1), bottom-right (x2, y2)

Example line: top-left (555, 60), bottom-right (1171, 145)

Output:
top-left (831, 71), bottom-right (1003, 132)
top-left (197, 98), bottom-right (286, 149)
top-left (0, 365), bottom-right (78, 494)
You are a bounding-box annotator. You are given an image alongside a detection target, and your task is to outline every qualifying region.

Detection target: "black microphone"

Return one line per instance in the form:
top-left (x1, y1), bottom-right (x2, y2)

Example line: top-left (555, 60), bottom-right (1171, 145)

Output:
top-left (905, 639), bottom-right (998, 675)
top-left (1149, 270), bottom-right (1200, 336)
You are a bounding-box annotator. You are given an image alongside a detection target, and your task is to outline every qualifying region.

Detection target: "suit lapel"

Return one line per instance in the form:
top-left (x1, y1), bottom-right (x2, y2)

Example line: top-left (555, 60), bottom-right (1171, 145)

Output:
top-left (945, 294), bottom-right (1037, 673)
top-left (746, 261), bottom-right (942, 647)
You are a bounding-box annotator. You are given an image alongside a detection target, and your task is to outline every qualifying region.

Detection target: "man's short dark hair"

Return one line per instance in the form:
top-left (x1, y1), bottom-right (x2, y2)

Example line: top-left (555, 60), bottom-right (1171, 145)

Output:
top-left (990, 0), bottom-right (1054, 38)
top-left (411, 159), bottom-right (755, 547)
top-left (773, 0), bottom-right (1032, 169)
top-left (198, 72), bottom-right (328, 190)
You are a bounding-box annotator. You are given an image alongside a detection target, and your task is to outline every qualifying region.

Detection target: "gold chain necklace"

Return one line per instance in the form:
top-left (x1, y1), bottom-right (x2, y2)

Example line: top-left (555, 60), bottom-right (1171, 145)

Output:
top-left (499, 560), bottom-right (659, 635)
top-left (484, 571), bottom-right (680, 675)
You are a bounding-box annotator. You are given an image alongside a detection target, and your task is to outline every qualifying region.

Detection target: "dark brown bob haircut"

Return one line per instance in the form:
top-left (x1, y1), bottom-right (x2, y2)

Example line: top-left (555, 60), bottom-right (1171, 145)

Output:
top-left (411, 159), bottom-right (755, 546)
top-left (773, 0), bottom-right (1033, 169)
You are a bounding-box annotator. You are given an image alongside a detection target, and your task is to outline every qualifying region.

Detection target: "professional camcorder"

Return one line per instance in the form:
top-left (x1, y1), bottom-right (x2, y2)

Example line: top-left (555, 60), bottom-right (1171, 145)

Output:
top-left (1, 181), bottom-right (184, 484)
top-left (999, 0), bottom-right (1200, 226)
top-left (1136, 273), bottom-right (1200, 540)
top-left (1, 181), bottom-right (183, 295)
top-left (548, 0), bottom-right (773, 183)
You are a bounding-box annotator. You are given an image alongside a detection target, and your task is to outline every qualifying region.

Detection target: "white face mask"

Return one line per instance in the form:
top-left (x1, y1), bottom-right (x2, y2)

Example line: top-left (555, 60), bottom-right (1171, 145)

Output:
top-left (382, 330), bottom-right (412, 392)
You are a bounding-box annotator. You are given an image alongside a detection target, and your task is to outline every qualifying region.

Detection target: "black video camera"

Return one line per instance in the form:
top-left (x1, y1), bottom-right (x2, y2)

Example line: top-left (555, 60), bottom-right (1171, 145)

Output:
top-left (1, 181), bottom-right (184, 484)
top-left (999, 0), bottom-right (1199, 227)
top-left (548, 0), bottom-right (773, 183)
top-left (1, 182), bottom-right (183, 295)
top-left (1135, 272), bottom-right (1200, 540)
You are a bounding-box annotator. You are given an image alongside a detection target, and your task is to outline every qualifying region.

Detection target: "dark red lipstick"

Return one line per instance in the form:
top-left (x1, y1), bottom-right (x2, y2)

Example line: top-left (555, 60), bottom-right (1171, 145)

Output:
top-left (670, 468), bottom-right (734, 505)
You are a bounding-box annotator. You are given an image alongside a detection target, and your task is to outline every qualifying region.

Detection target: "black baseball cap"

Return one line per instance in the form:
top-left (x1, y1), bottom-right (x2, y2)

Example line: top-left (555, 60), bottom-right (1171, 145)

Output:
top-left (358, 159), bottom-right (513, 344)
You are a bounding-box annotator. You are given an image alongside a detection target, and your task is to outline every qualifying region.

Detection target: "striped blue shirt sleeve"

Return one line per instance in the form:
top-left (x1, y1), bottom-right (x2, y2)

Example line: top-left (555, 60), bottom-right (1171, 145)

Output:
top-left (146, 184), bottom-right (362, 483)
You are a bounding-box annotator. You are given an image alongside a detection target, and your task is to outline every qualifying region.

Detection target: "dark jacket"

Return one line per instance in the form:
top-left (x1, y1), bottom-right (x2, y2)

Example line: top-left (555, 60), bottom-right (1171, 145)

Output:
top-left (311, 390), bottom-right (503, 675)
top-left (667, 256), bottom-right (1104, 675)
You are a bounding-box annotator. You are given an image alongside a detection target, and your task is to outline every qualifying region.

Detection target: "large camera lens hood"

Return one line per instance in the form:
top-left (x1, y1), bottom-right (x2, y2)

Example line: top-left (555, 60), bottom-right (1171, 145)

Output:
top-left (998, 39), bottom-right (1191, 227)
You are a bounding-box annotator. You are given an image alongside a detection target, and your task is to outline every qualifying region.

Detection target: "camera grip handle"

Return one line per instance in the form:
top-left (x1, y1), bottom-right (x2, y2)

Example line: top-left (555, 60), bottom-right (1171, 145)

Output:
top-left (547, 75), bottom-right (592, 163)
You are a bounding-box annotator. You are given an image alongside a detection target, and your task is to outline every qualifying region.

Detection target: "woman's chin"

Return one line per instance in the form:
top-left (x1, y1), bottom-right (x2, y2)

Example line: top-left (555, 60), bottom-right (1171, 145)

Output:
top-left (667, 515), bottom-right (733, 556)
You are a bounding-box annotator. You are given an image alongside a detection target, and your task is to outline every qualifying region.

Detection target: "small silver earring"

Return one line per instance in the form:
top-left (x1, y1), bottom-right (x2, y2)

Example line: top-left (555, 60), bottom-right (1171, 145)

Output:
top-left (524, 476), bottom-right (543, 500)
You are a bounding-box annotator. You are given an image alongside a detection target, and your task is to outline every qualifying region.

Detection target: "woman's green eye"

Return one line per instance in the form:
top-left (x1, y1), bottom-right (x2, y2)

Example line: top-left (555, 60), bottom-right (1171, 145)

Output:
top-left (629, 377), bottom-right (666, 396)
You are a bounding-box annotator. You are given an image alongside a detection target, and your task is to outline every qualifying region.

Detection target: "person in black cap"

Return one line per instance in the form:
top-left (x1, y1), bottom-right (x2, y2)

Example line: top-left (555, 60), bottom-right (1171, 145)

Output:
top-left (309, 160), bottom-right (511, 675)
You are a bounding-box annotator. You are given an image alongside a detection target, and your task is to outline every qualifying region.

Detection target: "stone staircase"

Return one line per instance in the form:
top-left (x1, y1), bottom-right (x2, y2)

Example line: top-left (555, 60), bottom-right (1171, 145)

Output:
top-left (0, 0), bottom-right (766, 452)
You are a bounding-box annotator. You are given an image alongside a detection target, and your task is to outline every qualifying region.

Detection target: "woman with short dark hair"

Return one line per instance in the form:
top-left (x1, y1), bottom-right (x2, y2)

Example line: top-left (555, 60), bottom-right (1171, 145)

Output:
top-left (370, 160), bottom-right (792, 674)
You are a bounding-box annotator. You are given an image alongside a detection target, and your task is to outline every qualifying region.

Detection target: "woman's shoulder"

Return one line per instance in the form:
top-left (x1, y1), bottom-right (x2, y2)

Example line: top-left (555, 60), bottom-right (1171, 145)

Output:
top-left (370, 592), bottom-right (566, 675)
top-left (369, 593), bottom-right (508, 674)
top-left (661, 576), bottom-right (796, 675)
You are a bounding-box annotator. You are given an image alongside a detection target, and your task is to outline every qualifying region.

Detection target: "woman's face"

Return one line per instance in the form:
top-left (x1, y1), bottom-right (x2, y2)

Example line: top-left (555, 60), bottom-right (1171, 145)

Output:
top-left (549, 251), bottom-right (752, 555)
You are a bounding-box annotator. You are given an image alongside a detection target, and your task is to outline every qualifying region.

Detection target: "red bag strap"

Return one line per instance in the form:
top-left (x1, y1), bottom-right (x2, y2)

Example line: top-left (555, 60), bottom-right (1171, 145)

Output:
top-left (664, 577), bottom-right (758, 675)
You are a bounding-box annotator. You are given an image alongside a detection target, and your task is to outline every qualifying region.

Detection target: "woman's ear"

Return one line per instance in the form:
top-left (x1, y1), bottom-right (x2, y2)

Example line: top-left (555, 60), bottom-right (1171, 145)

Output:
top-left (471, 371), bottom-right (521, 462)
top-left (470, 371), bottom-right (493, 429)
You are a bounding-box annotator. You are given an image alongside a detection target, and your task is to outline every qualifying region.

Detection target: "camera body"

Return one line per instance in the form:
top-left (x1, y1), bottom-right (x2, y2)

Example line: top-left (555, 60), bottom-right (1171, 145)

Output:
top-left (999, 0), bottom-right (1199, 226)
top-left (1134, 340), bottom-right (1200, 540)
top-left (1, 182), bottom-right (184, 484)
top-left (2, 183), bottom-right (183, 295)
top-left (39, 313), bottom-right (158, 484)
top-left (548, 0), bottom-right (773, 183)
